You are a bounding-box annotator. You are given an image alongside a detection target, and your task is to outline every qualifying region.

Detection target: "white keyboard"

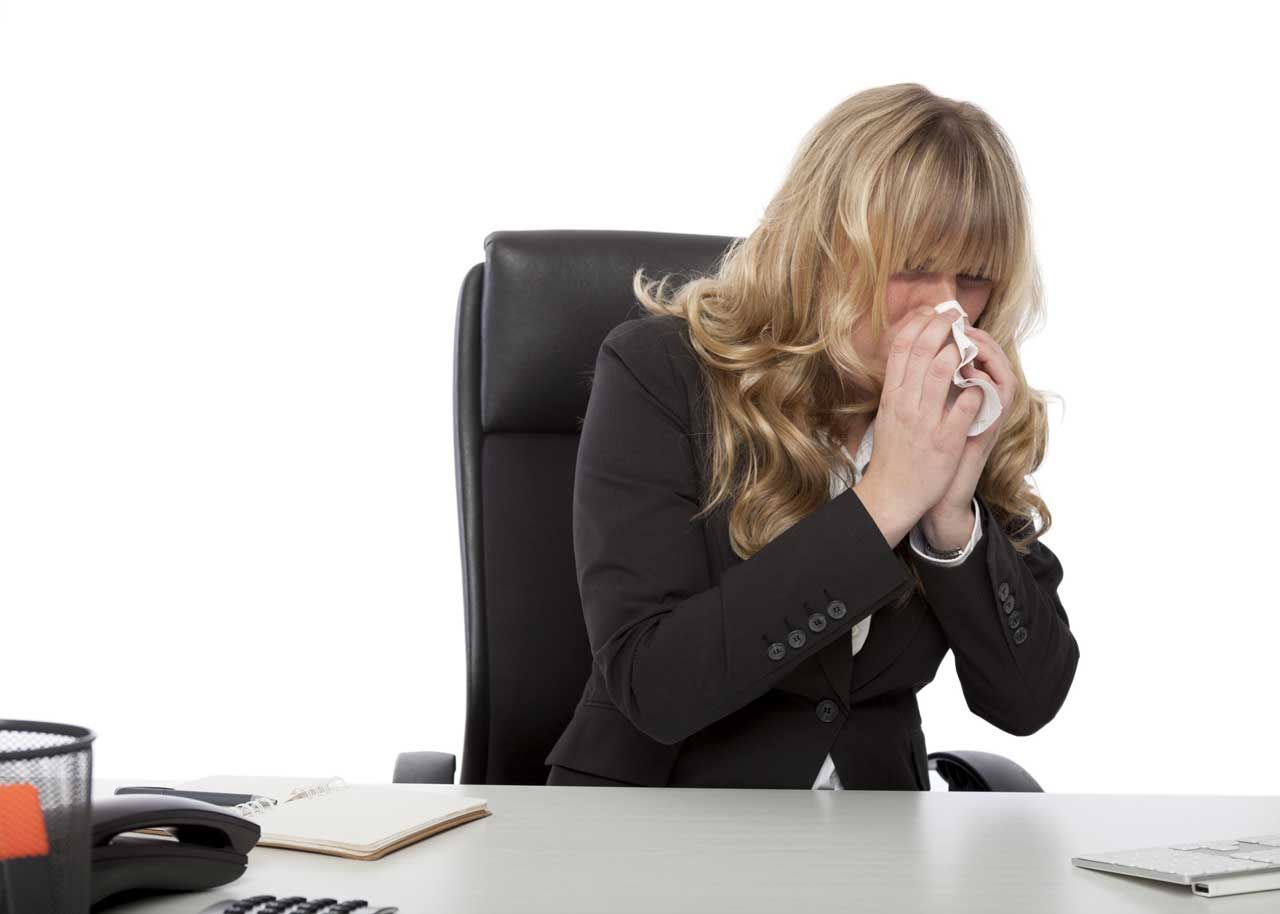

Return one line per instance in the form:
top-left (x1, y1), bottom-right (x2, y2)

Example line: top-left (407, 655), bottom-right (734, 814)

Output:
top-left (1073, 833), bottom-right (1280, 897)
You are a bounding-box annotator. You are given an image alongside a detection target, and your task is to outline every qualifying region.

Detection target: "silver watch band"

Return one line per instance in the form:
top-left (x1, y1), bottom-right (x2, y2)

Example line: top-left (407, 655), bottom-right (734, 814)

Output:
top-left (921, 498), bottom-right (976, 560)
top-left (922, 541), bottom-right (965, 560)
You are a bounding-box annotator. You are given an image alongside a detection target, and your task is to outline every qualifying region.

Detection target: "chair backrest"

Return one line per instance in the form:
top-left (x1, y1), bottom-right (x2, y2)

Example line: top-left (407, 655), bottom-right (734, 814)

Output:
top-left (454, 229), bottom-right (735, 784)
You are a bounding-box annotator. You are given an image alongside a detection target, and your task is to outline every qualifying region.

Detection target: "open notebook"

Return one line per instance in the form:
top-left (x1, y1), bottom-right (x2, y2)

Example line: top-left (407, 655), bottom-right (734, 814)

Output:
top-left (174, 775), bottom-right (490, 860)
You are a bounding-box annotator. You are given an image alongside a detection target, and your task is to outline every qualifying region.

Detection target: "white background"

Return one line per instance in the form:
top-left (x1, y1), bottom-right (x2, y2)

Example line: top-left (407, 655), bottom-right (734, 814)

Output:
top-left (1, 1), bottom-right (1275, 794)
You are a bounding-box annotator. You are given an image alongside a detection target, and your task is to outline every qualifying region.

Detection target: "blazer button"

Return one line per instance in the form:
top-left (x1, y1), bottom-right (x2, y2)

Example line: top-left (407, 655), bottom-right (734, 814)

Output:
top-left (787, 629), bottom-right (807, 649)
top-left (807, 612), bottom-right (828, 633)
top-left (998, 581), bottom-right (1011, 601)
top-left (816, 699), bottom-right (839, 723)
top-left (767, 642), bottom-right (787, 661)
top-left (826, 599), bottom-right (847, 620)
top-left (1002, 595), bottom-right (1016, 615)
top-left (1008, 610), bottom-right (1023, 629)
top-left (1013, 626), bottom-right (1028, 645)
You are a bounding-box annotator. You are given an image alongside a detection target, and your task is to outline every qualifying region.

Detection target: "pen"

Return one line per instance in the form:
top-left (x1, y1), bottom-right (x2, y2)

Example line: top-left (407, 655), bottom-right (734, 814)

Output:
top-left (114, 786), bottom-right (271, 807)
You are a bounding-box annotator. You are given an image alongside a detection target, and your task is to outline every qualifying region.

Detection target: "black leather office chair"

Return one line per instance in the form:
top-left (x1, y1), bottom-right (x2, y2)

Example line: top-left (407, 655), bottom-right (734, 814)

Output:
top-left (393, 229), bottom-right (1043, 793)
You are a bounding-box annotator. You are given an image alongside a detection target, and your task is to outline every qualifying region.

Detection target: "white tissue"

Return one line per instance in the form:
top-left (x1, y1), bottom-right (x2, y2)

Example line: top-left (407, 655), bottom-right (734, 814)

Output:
top-left (933, 300), bottom-right (1002, 437)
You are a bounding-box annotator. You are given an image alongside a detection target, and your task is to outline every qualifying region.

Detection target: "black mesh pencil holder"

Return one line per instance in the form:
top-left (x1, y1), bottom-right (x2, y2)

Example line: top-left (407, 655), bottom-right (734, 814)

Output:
top-left (0, 720), bottom-right (96, 914)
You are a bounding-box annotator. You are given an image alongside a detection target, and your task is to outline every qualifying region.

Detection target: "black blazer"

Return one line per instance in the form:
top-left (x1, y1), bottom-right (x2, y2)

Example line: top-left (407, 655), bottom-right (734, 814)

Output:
top-left (544, 313), bottom-right (1079, 789)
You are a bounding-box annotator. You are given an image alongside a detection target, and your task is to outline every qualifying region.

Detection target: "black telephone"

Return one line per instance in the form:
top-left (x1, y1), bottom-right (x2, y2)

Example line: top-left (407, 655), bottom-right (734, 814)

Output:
top-left (90, 793), bottom-right (261, 909)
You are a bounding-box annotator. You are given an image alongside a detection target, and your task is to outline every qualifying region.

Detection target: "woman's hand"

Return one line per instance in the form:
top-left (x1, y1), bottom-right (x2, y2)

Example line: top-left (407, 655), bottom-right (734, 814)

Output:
top-left (859, 307), bottom-right (985, 541)
top-left (918, 324), bottom-right (1017, 547)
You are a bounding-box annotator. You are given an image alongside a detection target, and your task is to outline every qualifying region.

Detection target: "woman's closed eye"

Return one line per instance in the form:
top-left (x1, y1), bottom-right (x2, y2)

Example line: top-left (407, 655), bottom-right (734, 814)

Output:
top-left (903, 267), bottom-right (992, 284)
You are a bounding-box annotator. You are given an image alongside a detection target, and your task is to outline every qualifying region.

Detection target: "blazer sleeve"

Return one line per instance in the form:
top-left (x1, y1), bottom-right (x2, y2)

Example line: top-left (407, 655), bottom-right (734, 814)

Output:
top-left (573, 319), bottom-right (916, 746)
top-left (912, 497), bottom-right (1080, 736)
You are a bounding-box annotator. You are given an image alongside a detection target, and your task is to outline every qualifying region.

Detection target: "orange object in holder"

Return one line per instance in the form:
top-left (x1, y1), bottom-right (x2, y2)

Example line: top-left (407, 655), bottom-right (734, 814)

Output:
top-left (0, 783), bottom-right (51, 859)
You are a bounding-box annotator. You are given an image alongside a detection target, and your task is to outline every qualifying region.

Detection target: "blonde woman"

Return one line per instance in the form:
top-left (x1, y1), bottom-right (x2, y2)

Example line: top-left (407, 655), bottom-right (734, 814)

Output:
top-left (545, 83), bottom-right (1079, 789)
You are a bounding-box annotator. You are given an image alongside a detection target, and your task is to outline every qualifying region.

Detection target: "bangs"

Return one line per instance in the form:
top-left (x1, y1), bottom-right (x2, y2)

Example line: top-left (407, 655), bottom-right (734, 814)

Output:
top-left (877, 131), bottom-right (1021, 285)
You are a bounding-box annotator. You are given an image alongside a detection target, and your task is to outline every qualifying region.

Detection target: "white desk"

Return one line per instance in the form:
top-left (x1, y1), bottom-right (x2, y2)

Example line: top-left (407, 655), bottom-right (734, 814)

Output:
top-left (95, 778), bottom-right (1280, 913)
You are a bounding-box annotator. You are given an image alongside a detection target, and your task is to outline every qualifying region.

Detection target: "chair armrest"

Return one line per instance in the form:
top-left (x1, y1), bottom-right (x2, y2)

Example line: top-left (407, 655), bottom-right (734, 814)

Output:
top-left (927, 749), bottom-right (1043, 792)
top-left (393, 750), bottom-right (458, 784)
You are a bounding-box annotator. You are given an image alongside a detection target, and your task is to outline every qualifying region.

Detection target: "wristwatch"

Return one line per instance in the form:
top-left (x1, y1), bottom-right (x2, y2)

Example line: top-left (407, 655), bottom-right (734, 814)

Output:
top-left (920, 540), bottom-right (965, 561)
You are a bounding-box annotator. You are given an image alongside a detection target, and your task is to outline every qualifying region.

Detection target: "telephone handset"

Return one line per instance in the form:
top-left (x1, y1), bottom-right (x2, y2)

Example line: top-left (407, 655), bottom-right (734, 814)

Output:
top-left (90, 793), bottom-right (260, 909)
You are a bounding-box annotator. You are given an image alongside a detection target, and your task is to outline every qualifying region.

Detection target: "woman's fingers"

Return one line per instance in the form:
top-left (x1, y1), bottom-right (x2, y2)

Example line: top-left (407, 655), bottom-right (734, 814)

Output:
top-left (899, 311), bottom-right (962, 417)
top-left (917, 323), bottom-right (966, 429)
top-left (882, 307), bottom-right (937, 393)
top-left (962, 326), bottom-right (1014, 403)
top-left (942, 384), bottom-right (985, 440)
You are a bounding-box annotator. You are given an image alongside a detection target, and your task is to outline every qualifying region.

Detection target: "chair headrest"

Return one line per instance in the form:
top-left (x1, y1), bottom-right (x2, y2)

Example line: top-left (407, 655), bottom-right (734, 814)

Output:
top-left (478, 229), bottom-right (735, 432)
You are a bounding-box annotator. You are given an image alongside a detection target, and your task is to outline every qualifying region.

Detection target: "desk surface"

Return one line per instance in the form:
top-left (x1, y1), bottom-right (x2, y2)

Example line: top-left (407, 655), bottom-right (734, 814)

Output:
top-left (95, 778), bottom-right (1280, 913)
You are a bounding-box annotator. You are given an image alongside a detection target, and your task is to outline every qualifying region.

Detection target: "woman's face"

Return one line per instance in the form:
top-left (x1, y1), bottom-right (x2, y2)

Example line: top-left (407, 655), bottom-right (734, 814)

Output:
top-left (851, 267), bottom-right (994, 374)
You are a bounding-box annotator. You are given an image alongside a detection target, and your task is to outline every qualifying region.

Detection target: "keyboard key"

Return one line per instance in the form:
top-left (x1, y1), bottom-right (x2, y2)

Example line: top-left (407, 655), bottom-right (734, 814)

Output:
top-left (1080, 849), bottom-right (1268, 876)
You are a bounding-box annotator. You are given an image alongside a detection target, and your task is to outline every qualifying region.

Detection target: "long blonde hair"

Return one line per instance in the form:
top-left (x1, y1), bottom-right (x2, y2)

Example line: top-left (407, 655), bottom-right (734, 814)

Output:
top-left (632, 83), bottom-right (1058, 604)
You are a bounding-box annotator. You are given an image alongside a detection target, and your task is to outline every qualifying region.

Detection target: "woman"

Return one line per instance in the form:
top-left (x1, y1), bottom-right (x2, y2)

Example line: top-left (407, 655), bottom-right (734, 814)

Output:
top-left (545, 83), bottom-right (1079, 789)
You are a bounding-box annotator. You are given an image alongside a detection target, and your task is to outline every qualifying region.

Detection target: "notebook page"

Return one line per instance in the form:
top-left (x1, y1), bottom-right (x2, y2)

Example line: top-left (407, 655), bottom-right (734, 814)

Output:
top-left (250, 786), bottom-right (486, 851)
top-left (177, 775), bottom-right (487, 852)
